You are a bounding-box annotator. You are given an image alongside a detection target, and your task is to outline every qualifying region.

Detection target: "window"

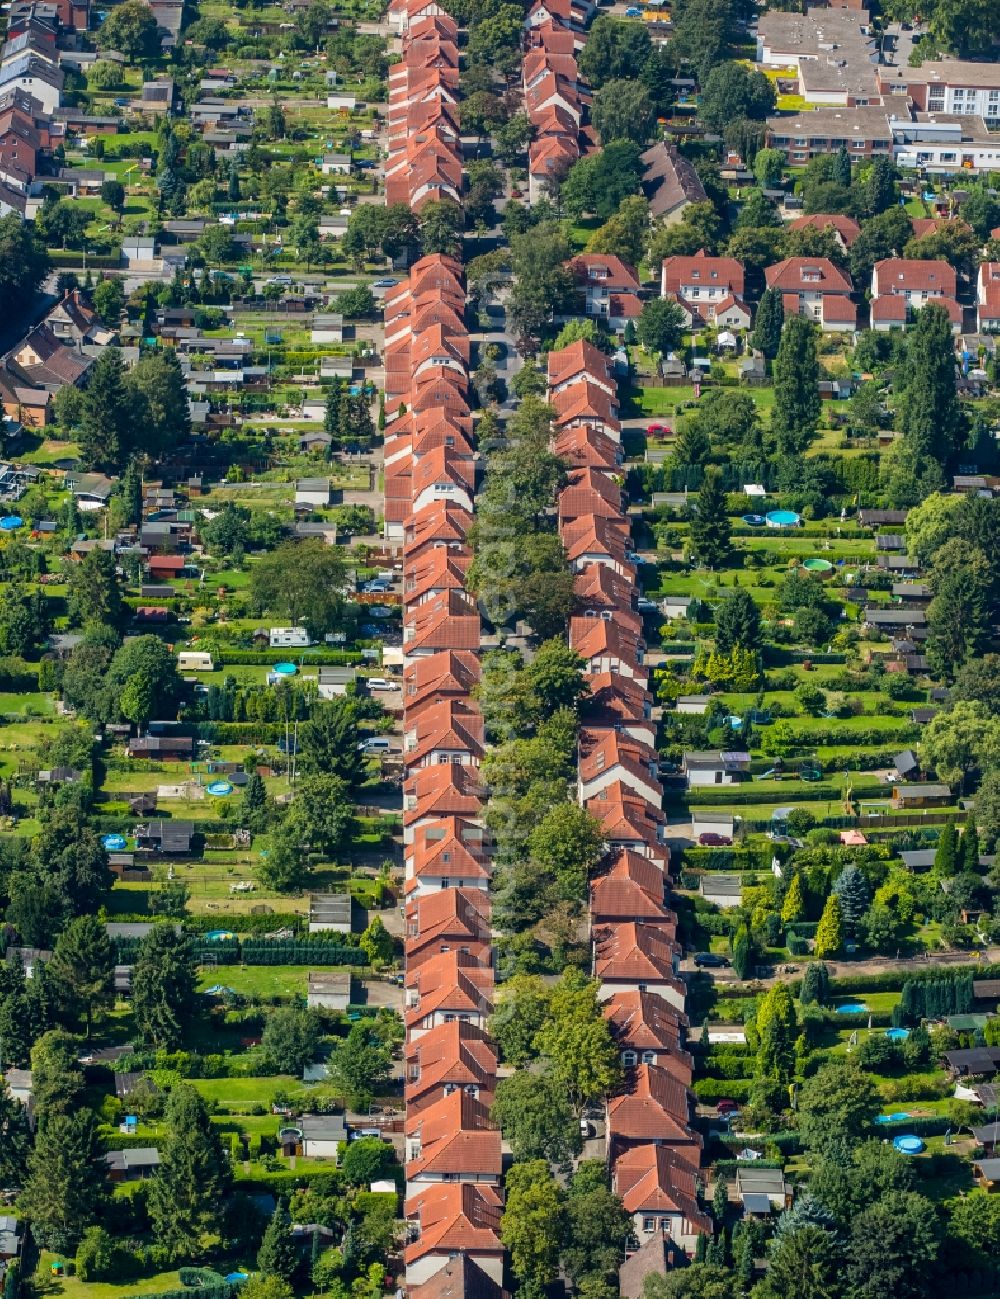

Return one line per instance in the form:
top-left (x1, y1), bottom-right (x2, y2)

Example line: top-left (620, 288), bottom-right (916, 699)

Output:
top-left (660, 1219), bottom-right (672, 1233)
top-left (642, 1050), bottom-right (656, 1064)
top-left (643, 1219), bottom-right (655, 1233)
top-left (622, 1050), bottom-right (637, 1066)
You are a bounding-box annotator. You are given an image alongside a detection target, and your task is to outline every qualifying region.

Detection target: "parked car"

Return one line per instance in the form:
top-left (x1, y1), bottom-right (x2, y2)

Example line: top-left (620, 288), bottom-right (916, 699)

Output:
top-left (716, 1099), bottom-right (740, 1115)
top-left (699, 832), bottom-right (733, 847)
top-left (373, 278), bottom-right (399, 289)
top-left (694, 952), bottom-right (730, 969)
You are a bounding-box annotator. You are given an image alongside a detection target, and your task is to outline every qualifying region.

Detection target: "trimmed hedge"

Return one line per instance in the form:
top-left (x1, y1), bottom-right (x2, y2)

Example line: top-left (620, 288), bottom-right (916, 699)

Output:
top-left (214, 649), bottom-right (364, 666)
top-left (718, 1130), bottom-right (801, 1154)
top-left (692, 1077), bottom-right (753, 1102)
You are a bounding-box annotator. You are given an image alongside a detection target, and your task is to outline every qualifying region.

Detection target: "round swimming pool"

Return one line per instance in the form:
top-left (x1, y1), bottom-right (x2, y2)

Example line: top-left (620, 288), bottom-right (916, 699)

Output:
top-left (272, 662), bottom-right (297, 675)
top-left (836, 1002), bottom-right (868, 1014)
top-left (205, 929), bottom-right (236, 941)
top-left (803, 558), bottom-right (834, 572)
top-left (766, 510), bottom-right (801, 528)
top-left (206, 780), bottom-right (233, 796)
top-left (742, 513), bottom-right (766, 526)
top-left (893, 1135), bottom-right (925, 1155)
top-left (886, 1027), bottom-right (910, 1041)
top-left (0, 516), bottom-right (23, 530)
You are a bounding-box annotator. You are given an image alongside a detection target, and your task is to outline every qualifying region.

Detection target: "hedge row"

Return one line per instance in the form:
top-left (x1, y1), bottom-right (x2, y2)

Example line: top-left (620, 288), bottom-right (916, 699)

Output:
top-left (718, 1130), bottom-right (801, 1154)
top-left (684, 783), bottom-right (845, 808)
top-left (213, 649), bottom-right (365, 666)
top-left (825, 964), bottom-right (1000, 996)
top-left (712, 1159), bottom-right (785, 1175)
top-left (111, 936), bottom-right (369, 967)
top-left (692, 1077), bottom-right (753, 1102)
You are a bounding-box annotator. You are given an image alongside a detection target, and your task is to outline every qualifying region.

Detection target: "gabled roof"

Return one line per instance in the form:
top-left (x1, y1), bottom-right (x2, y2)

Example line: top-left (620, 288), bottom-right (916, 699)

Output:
top-left (406, 885), bottom-right (491, 951)
top-left (404, 547), bottom-right (472, 605)
top-left (404, 588), bottom-right (481, 654)
top-left (404, 1183), bottom-right (503, 1262)
top-left (404, 760), bottom-right (486, 826)
top-left (765, 257), bottom-right (852, 294)
top-left (404, 697), bottom-right (485, 764)
top-left (405, 1090), bottom-right (501, 1177)
top-left (593, 921), bottom-right (679, 984)
top-left (553, 424), bottom-right (622, 470)
top-left (559, 466), bottom-right (623, 522)
top-left (789, 213), bottom-right (861, 246)
top-left (405, 950), bottom-right (494, 1029)
top-left (547, 338), bottom-right (612, 388)
top-left (407, 817), bottom-right (490, 889)
top-left (603, 988), bottom-right (690, 1050)
top-left (404, 1019), bottom-right (497, 1110)
top-left (404, 500), bottom-right (474, 558)
top-left (606, 1064), bottom-right (700, 1152)
top-left (662, 250), bottom-right (745, 298)
top-left (407, 1256), bottom-right (505, 1299)
top-left (590, 849), bottom-right (671, 924)
top-left (570, 615), bottom-right (644, 671)
top-left (403, 649), bottom-right (481, 717)
top-left (613, 1144), bottom-right (710, 1229)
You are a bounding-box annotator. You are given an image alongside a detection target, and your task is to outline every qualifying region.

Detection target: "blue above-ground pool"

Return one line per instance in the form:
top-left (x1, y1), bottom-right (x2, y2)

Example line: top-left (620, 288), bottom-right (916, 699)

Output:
top-left (893, 1135), bottom-right (925, 1155)
top-left (206, 779), bottom-right (233, 796)
top-left (0, 516), bottom-right (22, 530)
top-left (272, 661), bottom-right (297, 675)
top-left (742, 513), bottom-right (766, 526)
top-left (836, 1002), bottom-right (868, 1014)
top-left (876, 1111), bottom-right (912, 1123)
top-left (102, 833), bottom-right (127, 851)
top-left (886, 1027), bottom-right (910, 1041)
top-left (205, 929), bottom-right (236, 941)
top-left (766, 509), bottom-right (801, 528)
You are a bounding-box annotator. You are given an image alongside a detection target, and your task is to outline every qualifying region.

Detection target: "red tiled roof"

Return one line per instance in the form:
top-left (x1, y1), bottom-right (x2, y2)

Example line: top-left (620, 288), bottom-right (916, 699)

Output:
top-left (661, 250), bottom-right (745, 298)
top-left (404, 1182), bottom-right (503, 1262)
top-left (765, 257), bottom-right (852, 295)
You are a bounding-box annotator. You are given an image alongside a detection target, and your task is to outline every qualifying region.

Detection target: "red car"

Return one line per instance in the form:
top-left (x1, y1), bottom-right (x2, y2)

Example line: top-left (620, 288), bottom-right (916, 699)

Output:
top-left (647, 422), bottom-right (665, 434)
top-left (699, 832), bottom-right (733, 847)
top-left (717, 1100), bottom-right (739, 1115)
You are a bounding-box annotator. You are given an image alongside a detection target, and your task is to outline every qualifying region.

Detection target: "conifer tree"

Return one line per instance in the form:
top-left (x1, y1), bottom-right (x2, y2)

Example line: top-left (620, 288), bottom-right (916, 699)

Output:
top-left (689, 468), bottom-right (731, 569)
top-left (814, 894), bottom-right (843, 958)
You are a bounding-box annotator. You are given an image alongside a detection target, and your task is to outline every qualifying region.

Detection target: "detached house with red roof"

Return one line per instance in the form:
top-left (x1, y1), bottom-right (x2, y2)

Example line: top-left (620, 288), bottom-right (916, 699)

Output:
top-left (871, 258), bottom-right (962, 332)
top-left (764, 257), bottom-right (856, 332)
top-left (977, 262), bottom-right (1000, 333)
top-left (660, 251), bottom-right (750, 330)
top-left (569, 255), bottom-right (643, 332)
top-left (788, 213), bottom-right (861, 247)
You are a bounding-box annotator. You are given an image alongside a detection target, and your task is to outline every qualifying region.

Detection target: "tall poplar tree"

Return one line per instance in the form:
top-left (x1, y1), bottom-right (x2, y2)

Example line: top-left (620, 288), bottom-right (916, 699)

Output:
top-left (771, 315), bottom-right (821, 455)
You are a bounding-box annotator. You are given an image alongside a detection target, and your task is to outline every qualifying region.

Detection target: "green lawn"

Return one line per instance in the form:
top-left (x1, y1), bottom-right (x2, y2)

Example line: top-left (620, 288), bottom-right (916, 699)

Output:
top-left (33, 1257), bottom-right (187, 1299)
top-left (196, 965), bottom-right (311, 999)
top-left (188, 1074), bottom-right (308, 1111)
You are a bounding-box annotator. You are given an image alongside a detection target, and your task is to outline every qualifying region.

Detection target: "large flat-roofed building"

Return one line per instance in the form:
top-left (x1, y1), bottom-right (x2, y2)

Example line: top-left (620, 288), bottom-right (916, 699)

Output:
top-left (877, 58), bottom-right (1000, 118)
top-left (765, 106), bottom-right (892, 163)
top-left (757, 7), bottom-right (874, 69)
top-left (890, 113), bottom-right (1000, 174)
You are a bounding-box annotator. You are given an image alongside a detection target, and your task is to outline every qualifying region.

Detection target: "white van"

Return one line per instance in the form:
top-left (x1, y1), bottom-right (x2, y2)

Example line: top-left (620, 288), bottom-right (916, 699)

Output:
top-left (358, 737), bottom-right (391, 752)
top-left (366, 677), bottom-right (400, 691)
